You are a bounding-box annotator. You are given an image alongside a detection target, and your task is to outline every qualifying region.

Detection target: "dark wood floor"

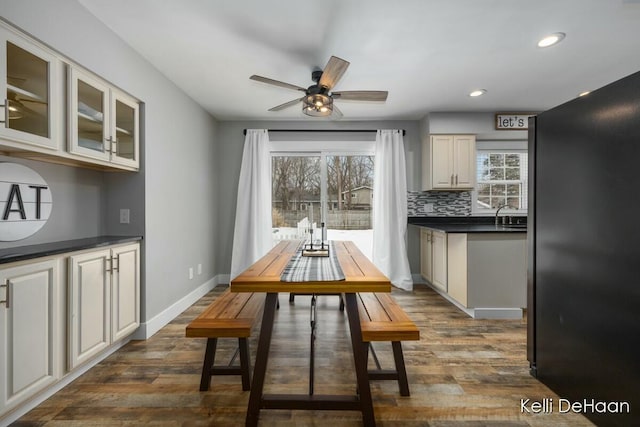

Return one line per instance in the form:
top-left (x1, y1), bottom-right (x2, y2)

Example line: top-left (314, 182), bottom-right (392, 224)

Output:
top-left (14, 285), bottom-right (594, 426)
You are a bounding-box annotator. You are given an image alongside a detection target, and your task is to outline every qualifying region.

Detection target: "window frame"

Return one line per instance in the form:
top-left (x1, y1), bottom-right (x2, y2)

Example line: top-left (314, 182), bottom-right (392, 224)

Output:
top-left (472, 149), bottom-right (528, 215)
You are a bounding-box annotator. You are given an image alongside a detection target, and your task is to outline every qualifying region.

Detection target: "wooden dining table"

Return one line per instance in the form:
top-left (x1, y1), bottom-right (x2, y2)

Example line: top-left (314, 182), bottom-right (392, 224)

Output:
top-left (230, 240), bottom-right (391, 426)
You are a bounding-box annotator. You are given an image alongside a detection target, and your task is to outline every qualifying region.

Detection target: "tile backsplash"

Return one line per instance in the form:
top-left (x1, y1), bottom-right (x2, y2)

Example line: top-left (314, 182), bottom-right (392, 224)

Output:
top-left (408, 191), bottom-right (472, 216)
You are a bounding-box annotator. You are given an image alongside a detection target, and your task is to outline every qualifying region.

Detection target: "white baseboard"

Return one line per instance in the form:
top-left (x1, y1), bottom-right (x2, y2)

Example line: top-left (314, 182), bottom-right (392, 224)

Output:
top-left (472, 307), bottom-right (523, 319)
top-left (133, 275), bottom-right (223, 340)
top-left (419, 282), bottom-right (522, 319)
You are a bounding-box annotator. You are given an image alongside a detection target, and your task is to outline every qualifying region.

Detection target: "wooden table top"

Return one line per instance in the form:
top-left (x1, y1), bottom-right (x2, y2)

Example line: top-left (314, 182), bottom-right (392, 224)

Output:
top-left (230, 240), bottom-right (391, 294)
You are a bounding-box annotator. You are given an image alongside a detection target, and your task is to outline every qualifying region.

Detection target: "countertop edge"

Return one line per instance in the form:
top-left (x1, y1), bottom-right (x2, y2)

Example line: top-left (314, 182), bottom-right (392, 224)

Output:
top-left (408, 220), bottom-right (527, 234)
top-left (0, 236), bottom-right (143, 265)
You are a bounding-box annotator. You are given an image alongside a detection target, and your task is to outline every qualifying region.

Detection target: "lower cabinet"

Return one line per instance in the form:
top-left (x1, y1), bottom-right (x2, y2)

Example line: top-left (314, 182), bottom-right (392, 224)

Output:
top-left (68, 243), bottom-right (139, 369)
top-left (420, 228), bottom-right (447, 292)
top-left (419, 228), bottom-right (527, 316)
top-left (0, 241), bottom-right (139, 419)
top-left (431, 231), bottom-right (447, 292)
top-left (419, 229), bottom-right (432, 282)
top-left (0, 258), bottom-right (63, 415)
top-left (447, 233), bottom-right (526, 309)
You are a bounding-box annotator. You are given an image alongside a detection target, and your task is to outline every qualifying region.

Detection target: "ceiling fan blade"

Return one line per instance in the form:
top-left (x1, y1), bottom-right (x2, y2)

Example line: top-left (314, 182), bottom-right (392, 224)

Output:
top-left (7, 83), bottom-right (46, 102)
top-left (250, 75), bottom-right (307, 92)
top-left (331, 91), bottom-right (388, 101)
top-left (268, 97), bottom-right (304, 111)
top-left (331, 104), bottom-right (344, 119)
top-left (319, 56), bottom-right (350, 90)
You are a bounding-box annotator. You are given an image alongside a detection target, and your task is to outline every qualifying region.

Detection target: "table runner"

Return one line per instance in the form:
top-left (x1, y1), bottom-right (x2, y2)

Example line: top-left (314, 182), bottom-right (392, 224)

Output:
top-left (280, 241), bottom-right (345, 282)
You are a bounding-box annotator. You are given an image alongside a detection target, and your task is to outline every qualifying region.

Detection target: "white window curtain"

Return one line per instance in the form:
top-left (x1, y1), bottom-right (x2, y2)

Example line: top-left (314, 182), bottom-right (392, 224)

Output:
top-left (372, 129), bottom-right (413, 290)
top-left (230, 129), bottom-right (273, 280)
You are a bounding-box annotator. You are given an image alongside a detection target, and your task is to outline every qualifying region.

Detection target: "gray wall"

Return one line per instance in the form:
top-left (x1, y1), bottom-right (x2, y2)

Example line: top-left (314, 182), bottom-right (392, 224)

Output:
top-left (427, 112), bottom-right (529, 141)
top-left (2, 1), bottom-right (219, 323)
top-left (215, 120), bottom-right (421, 276)
top-left (0, 156), bottom-right (106, 249)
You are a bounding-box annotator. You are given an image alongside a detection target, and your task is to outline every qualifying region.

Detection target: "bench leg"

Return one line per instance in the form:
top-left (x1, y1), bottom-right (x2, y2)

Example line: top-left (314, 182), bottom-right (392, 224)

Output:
top-left (238, 337), bottom-right (252, 391)
top-left (200, 338), bottom-right (218, 391)
top-left (392, 341), bottom-right (410, 396)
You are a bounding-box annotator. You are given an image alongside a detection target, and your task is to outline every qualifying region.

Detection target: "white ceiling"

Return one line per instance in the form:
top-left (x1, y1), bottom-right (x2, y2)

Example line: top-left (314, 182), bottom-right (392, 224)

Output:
top-left (78, 0), bottom-right (640, 121)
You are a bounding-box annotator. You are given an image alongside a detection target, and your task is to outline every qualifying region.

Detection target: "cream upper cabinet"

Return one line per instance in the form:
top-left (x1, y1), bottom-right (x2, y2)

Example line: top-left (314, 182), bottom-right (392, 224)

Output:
top-left (69, 68), bottom-right (139, 170)
top-left (0, 25), bottom-right (62, 151)
top-left (423, 134), bottom-right (476, 190)
top-left (0, 258), bottom-right (62, 414)
top-left (110, 90), bottom-right (139, 169)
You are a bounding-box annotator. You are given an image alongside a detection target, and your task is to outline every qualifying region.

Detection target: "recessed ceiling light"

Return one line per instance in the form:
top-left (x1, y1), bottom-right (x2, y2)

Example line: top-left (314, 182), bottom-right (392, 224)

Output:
top-left (578, 91), bottom-right (591, 97)
top-left (538, 32), bottom-right (566, 48)
top-left (469, 89), bottom-right (487, 97)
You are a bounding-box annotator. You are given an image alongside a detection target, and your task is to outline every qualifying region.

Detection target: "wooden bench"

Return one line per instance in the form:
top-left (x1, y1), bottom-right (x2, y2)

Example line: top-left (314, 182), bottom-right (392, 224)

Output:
top-left (186, 289), bottom-right (265, 391)
top-left (357, 292), bottom-right (420, 396)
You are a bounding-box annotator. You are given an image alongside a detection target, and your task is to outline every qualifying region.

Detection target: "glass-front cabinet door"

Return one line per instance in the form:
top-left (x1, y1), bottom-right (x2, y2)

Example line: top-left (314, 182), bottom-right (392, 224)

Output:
top-left (110, 91), bottom-right (139, 168)
top-left (0, 26), bottom-right (60, 150)
top-left (68, 68), bottom-right (110, 161)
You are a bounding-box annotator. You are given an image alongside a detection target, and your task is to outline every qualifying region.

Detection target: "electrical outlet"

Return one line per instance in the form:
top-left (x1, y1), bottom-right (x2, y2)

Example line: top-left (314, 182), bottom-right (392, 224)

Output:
top-left (119, 209), bottom-right (130, 224)
top-left (425, 204), bottom-right (434, 213)
top-left (188, 268), bottom-right (194, 280)
top-left (197, 264), bottom-right (202, 275)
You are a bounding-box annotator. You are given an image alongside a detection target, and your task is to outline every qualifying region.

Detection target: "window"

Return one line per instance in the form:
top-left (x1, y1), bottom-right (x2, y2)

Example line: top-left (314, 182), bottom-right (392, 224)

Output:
top-left (474, 151), bottom-right (528, 213)
top-left (270, 148), bottom-right (374, 259)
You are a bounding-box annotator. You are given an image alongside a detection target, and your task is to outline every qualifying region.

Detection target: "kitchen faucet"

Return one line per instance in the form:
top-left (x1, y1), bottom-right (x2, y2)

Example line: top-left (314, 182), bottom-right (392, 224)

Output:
top-left (495, 204), bottom-right (507, 225)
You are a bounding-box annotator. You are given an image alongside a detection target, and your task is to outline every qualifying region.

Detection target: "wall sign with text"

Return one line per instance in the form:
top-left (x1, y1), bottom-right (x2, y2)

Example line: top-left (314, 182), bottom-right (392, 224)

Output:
top-left (0, 162), bottom-right (53, 241)
top-left (495, 113), bottom-right (536, 130)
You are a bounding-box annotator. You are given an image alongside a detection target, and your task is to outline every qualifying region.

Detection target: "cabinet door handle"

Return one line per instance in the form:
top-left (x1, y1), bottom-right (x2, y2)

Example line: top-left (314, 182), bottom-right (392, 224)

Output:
top-left (105, 258), bottom-right (112, 273)
top-left (1, 281), bottom-right (10, 309)
top-left (0, 100), bottom-right (8, 125)
top-left (112, 256), bottom-right (119, 272)
top-left (451, 174), bottom-right (454, 185)
top-left (455, 174), bottom-right (458, 185)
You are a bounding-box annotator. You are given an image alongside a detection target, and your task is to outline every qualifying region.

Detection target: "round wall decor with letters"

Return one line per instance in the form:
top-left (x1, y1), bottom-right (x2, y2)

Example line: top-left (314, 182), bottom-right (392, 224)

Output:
top-left (0, 162), bottom-right (53, 241)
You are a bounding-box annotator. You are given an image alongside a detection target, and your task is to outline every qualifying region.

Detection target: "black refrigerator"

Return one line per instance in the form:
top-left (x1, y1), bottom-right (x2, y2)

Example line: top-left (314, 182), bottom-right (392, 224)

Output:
top-left (528, 70), bottom-right (640, 426)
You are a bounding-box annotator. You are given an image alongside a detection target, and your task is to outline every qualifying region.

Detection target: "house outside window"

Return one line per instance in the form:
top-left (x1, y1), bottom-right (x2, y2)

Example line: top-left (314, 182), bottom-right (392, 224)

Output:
top-left (474, 150), bottom-right (528, 214)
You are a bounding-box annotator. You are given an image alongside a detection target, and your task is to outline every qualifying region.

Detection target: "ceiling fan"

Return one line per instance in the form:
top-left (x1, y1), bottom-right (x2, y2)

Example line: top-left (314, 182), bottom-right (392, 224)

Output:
top-left (250, 56), bottom-right (388, 118)
top-left (4, 79), bottom-right (47, 120)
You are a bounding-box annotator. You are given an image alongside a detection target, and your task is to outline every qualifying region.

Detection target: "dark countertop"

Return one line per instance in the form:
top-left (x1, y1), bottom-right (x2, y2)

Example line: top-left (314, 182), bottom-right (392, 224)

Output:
top-left (408, 216), bottom-right (527, 234)
top-left (0, 235), bottom-right (143, 265)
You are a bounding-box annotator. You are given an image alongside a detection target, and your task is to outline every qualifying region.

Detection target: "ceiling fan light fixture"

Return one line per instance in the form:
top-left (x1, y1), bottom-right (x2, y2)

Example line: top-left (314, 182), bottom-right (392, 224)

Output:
top-left (6, 99), bottom-right (24, 120)
top-left (303, 94), bottom-right (333, 117)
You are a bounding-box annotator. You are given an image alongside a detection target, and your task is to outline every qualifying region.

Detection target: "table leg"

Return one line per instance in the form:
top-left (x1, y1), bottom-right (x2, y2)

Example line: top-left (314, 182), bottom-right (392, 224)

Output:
top-left (343, 292), bottom-right (376, 426)
top-left (246, 292), bottom-right (278, 427)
